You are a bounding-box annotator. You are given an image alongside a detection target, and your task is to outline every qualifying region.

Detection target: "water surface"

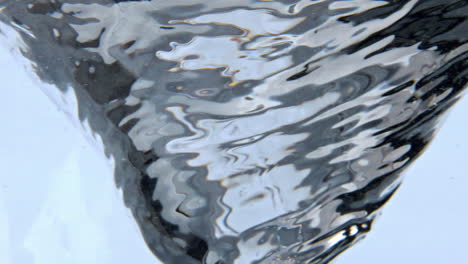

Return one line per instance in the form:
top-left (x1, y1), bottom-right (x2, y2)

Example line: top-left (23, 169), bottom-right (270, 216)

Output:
top-left (0, 0), bottom-right (466, 263)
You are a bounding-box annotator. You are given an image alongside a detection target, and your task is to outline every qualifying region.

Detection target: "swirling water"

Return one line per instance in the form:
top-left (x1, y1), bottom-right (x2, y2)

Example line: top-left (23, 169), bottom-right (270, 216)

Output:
top-left (0, 1), bottom-right (466, 263)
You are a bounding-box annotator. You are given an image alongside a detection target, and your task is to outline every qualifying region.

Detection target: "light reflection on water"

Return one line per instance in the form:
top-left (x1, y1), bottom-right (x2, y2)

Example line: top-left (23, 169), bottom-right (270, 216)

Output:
top-left (0, 1), bottom-right (466, 263)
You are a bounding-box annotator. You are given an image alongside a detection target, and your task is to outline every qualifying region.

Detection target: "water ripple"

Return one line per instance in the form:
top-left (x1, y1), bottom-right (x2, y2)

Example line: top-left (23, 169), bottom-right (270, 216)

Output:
top-left (0, 0), bottom-right (466, 263)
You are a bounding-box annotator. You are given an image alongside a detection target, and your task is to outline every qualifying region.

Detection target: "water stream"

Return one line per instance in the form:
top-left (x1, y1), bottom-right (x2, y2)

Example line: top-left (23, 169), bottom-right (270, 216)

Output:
top-left (0, 1), bottom-right (466, 263)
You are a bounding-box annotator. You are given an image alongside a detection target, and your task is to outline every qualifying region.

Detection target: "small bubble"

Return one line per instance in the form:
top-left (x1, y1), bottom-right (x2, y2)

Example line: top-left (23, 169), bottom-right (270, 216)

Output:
top-left (195, 88), bottom-right (217, 96)
top-left (348, 225), bottom-right (359, 236)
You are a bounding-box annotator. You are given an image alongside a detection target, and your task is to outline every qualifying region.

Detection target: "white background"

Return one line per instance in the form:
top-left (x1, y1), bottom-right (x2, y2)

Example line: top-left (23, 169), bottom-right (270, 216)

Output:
top-left (0, 42), bottom-right (467, 264)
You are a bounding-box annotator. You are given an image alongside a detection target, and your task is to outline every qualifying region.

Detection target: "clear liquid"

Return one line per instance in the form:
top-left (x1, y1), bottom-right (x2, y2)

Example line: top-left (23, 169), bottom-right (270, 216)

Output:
top-left (0, 1), bottom-right (466, 263)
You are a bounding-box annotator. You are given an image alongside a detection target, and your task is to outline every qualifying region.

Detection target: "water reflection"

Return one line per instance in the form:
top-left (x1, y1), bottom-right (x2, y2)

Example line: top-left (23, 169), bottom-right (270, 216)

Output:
top-left (0, 0), bottom-right (466, 263)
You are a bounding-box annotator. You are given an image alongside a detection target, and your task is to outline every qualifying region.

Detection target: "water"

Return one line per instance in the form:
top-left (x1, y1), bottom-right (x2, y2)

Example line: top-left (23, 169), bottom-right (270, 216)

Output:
top-left (0, 1), bottom-right (466, 263)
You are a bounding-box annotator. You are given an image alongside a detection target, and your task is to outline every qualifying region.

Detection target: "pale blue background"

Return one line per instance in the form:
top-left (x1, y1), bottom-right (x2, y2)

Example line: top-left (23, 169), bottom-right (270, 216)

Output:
top-left (0, 41), bottom-right (467, 263)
